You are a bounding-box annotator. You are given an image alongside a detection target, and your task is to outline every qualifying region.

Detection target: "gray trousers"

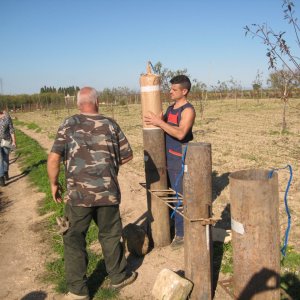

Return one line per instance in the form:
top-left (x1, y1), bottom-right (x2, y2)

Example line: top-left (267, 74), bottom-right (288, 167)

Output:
top-left (63, 203), bottom-right (127, 295)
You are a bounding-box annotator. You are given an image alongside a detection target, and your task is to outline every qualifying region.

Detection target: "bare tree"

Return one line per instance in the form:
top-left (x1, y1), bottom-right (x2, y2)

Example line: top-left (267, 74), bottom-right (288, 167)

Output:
top-left (216, 80), bottom-right (229, 100)
top-left (245, 0), bottom-right (300, 74)
top-left (268, 69), bottom-right (299, 132)
top-left (245, 0), bottom-right (300, 131)
top-left (228, 77), bottom-right (243, 109)
top-left (192, 79), bottom-right (208, 119)
top-left (252, 70), bottom-right (264, 104)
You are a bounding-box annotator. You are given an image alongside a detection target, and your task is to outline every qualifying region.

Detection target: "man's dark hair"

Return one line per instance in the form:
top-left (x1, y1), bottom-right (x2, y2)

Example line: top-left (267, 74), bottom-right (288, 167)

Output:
top-left (170, 75), bottom-right (191, 93)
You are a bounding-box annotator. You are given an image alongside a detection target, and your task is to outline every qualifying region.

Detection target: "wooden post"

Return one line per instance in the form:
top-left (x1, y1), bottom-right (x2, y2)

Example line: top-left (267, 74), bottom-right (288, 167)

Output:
top-left (184, 142), bottom-right (213, 299)
top-left (143, 129), bottom-right (170, 247)
top-left (140, 63), bottom-right (170, 247)
top-left (229, 169), bottom-right (280, 299)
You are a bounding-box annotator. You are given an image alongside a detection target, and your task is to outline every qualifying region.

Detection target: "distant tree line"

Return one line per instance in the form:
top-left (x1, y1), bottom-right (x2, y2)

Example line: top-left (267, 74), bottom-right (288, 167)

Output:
top-left (40, 86), bottom-right (80, 95)
top-left (1, 85), bottom-right (300, 113)
top-left (0, 62), bottom-right (300, 112)
top-left (0, 93), bottom-right (66, 112)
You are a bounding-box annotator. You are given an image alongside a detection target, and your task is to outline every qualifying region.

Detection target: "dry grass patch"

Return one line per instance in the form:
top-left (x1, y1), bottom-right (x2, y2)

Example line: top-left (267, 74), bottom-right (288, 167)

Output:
top-left (14, 98), bottom-right (300, 251)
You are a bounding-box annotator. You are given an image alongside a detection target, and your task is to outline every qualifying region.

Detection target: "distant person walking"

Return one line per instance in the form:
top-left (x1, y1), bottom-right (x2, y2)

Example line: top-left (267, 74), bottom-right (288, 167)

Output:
top-left (144, 75), bottom-right (195, 250)
top-left (47, 87), bottom-right (137, 300)
top-left (0, 109), bottom-right (16, 186)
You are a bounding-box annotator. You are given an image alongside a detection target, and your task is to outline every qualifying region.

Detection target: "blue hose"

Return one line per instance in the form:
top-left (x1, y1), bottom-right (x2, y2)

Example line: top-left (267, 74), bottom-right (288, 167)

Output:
top-left (268, 165), bottom-right (293, 257)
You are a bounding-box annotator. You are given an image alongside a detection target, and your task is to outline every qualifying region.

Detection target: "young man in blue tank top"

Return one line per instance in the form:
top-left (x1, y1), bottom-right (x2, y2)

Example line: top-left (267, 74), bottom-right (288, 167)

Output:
top-left (144, 75), bottom-right (196, 249)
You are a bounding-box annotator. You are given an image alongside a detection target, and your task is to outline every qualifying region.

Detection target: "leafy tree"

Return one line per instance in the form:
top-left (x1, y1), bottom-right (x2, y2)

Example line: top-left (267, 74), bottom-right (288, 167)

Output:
top-left (268, 69), bottom-right (299, 93)
top-left (150, 61), bottom-right (190, 93)
top-left (100, 86), bottom-right (136, 106)
top-left (40, 85), bottom-right (79, 95)
top-left (101, 88), bottom-right (115, 105)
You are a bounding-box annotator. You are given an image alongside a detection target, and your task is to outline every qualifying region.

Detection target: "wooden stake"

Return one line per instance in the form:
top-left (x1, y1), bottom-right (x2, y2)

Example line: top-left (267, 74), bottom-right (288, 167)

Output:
top-left (230, 169), bottom-right (280, 299)
top-left (184, 142), bottom-right (213, 299)
top-left (140, 63), bottom-right (170, 247)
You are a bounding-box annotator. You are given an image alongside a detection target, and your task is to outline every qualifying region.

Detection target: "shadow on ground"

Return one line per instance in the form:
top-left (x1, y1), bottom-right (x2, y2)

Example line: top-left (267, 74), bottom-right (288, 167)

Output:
top-left (87, 259), bottom-right (108, 298)
top-left (212, 171), bottom-right (230, 202)
top-left (5, 158), bottom-right (47, 186)
top-left (0, 191), bottom-right (12, 215)
top-left (20, 291), bottom-right (47, 300)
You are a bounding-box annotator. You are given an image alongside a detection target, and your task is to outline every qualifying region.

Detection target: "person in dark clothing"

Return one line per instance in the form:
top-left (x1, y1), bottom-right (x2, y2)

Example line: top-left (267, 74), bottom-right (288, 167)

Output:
top-left (144, 75), bottom-right (195, 250)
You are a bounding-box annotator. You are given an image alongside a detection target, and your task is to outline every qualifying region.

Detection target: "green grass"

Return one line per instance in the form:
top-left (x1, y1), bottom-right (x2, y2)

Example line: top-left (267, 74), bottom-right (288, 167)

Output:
top-left (269, 130), bottom-right (281, 135)
top-left (14, 119), bottom-right (42, 132)
top-left (26, 122), bottom-right (42, 132)
top-left (48, 133), bottom-right (57, 140)
top-left (213, 242), bottom-right (233, 275)
top-left (213, 241), bottom-right (300, 299)
top-left (220, 243), bottom-right (233, 274)
top-left (241, 153), bottom-right (258, 162)
top-left (281, 247), bottom-right (300, 299)
top-left (13, 119), bottom-right (27, 126)
top-left (15, 129), bottom-right (118, 299)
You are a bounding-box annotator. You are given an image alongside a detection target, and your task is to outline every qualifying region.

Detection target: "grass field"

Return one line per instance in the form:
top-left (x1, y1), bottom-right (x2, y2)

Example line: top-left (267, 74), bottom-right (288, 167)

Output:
top-left (13, 97), bottom-right (300, 298)
top-left (14, 98), bottom-right (300, 249)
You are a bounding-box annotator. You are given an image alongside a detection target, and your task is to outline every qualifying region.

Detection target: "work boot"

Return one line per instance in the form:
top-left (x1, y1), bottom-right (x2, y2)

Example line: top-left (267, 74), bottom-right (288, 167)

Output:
top-left (170, 236), bottom-right (184, 250)
top-left (110, 271), bottom-right (138, 290)
top-left (0, 176), bottom-right (5, 187)
top-left (52, 292), bottom-right (89, 300)
top-left (4, 172), bottom-right (9, 181)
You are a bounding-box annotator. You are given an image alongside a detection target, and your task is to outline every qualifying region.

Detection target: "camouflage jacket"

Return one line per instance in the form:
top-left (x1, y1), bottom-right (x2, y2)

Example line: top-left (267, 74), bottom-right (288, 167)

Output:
top-left (0, 112), bottom-right (15, 141)
top-left (50, 113), bottom-right (133, 207)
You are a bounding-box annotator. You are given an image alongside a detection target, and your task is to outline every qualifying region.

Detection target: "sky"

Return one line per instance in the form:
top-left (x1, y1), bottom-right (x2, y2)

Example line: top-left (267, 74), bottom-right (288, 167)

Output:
top-left (0, 0), bottom-right (298, 95)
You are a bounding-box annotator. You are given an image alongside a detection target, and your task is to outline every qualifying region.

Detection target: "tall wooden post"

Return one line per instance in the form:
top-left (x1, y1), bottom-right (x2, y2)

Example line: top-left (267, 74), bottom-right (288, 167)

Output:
top-left (184, 142), bottom-right (213, 299)
top-left (140, 63), bottom-right (170, 247)
top-left (230, 169), bottom-right (280, 299)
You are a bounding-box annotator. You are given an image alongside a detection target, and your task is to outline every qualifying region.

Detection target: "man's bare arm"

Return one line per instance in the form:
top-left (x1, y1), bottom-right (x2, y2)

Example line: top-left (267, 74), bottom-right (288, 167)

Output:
top-left (144, 108), bottom-right (195, 140)
top-left (47, 152), bottom-right (63, 203)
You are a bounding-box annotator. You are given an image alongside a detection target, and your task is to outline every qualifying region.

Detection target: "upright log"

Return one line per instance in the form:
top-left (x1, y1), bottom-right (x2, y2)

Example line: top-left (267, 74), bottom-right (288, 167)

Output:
top-left (184, 142), bottom-right (213, 300)
top-left (140, 63), bottom-right (170, 247)
top-left (229, 169), bottom-right (280, 299)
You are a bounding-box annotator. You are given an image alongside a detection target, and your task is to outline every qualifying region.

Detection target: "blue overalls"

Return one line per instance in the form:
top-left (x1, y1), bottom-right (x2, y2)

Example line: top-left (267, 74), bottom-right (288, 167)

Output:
top-left (165, 102), bottom-right (194, 238)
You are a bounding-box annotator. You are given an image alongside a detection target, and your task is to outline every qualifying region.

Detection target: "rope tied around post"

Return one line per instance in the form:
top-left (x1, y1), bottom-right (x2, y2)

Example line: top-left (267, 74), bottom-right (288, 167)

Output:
top-left (268, 164), bottom-right (293, 257)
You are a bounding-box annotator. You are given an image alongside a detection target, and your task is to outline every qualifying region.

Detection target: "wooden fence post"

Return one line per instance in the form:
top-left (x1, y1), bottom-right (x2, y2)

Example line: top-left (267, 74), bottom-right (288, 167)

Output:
top-left (140, 63), bottom-right (170, 247)
top-left (229, 169), bottom-right (280, 299)
top-left (184, 142), bottom-right (213, 299)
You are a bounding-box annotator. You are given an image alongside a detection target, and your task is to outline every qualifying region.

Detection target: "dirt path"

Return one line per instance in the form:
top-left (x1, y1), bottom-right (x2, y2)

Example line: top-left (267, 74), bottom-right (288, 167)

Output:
top-left (0, 151), bottom-right (55, 299)
top-left (0, 126), bottom-right (230, 300)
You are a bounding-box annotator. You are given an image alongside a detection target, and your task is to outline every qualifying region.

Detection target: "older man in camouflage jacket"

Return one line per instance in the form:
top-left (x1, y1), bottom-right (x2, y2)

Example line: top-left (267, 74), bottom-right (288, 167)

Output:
top-left (47, 87), bottom-right (137, 300)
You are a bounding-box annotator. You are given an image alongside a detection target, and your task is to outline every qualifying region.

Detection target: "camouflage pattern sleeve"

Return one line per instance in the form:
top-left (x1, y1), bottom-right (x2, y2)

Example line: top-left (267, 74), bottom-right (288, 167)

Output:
top-left (50, 119), bottom-right (67, 157)
top-left (7, 114), bottom-right (15, 135)
top-left (111, 120), bottom-right (133, 162)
